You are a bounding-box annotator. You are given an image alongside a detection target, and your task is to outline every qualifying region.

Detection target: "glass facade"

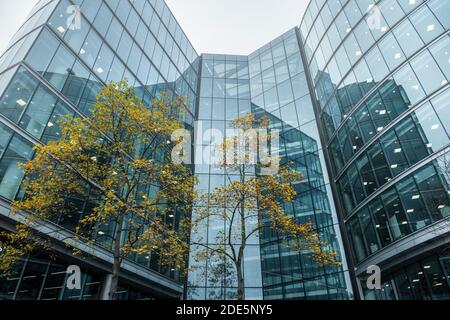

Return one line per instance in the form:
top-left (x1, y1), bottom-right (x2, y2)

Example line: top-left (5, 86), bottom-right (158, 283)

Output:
top-left (301, 0), bottom-right (450, 299)
top-left (0, 0), bottom-right (199, 299)
top-left (2, 0), bottom-right (450, 301)
top-left (187, 30), bottom-right (352, 300)
top-left (187, 54), bottom-right (263, 300)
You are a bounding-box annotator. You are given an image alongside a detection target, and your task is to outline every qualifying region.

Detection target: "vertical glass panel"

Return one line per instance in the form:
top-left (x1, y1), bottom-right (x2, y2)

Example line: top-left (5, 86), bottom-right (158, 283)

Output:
top-left (41, 101), bottom-right (73, 143)
top-left (93, 44), bottom-right (114, 82)
top-left (410, 6), bottom-right (444, 43)
top-left (64, 15), bottom-right (89, 54)
top-left (414, 103), bottom-right (449, 151)
top-left (393, 64), bottom-right (425, 107)
top-left (393, 20), bottom-right (424, 57)
top-left (44, 45), bottom-right (76, 90)
top-left (105, 18), bottom-right (123, 50)
top-left (378, 33), bottom-right (405, 71)
top-left (0, 123), bottom-right (12, 157)
top-left (62, 60), bottom-right (90, 106)
top-left (415, 165), bottom-right (450, 222)
top-left (421, 256), bottom-right (450, 300)
top-left (393, 272), bottom-right (414, 300)
top-left (406, 263), bottom-right (431, 300)
top-left (368, 143), bottom-right (392, 188)
top-left (380, 130), bottom-right (409, 176)
top-left (19, 85), bottom-right (58, 139)
top-left (431, 89), bottom-right (450, 135)
top-left (0, 68), bottom-right (39, 122)
top-left (381, 188), bottom-right (410, 241)
top-left (357, 154), bottom-right (378, 196)
top-left (370, 199), bottom-right (392, 247)
top-left (395, 116), bottom-right (430, 166)
top-left (411, 51), bottom-right (447, 94)
top-left (359, 208), bottom-right (379, 255)
top-left (79, 29), bottom-right (102, 68)
top-left (348, 216), bottom-right (367, 262)
top-left (93, 3), bottom-right (113, 37)
top-left (397, 177), bottom-right (432, 231)
top-left (0, 135), bottom-right (33, 200)
top-left (429, 37), bottom-right (450, 81)
top-left (48, 0), bottom-right (72, 36)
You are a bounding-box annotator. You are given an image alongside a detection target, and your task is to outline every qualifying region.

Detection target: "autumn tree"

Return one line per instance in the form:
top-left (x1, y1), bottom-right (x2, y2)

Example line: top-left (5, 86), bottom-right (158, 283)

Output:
top-left (190, 113), bottom-right (340, 300)
top-left (0, 80), bottom-right (196, 300)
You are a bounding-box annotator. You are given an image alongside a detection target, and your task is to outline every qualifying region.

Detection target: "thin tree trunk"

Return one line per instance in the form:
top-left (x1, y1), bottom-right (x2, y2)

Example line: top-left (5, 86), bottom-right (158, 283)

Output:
top-left (108, 217), bottom-right (124, 300)
top-left (236, 261), bottom-right (245, 300)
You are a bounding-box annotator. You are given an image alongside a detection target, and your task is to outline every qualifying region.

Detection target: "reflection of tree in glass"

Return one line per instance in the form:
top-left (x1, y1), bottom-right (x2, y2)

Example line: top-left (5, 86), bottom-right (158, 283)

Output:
top-left (190, 113), bottom-right (341, 300)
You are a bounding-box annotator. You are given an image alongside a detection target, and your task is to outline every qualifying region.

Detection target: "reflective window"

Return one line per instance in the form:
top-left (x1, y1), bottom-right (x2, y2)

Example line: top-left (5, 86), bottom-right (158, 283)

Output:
top-left (0, 135), bottom-right (34, 200)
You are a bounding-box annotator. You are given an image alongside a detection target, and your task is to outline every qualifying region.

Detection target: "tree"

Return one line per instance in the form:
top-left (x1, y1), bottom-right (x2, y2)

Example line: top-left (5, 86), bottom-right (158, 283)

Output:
top-left (190, 113), bottom-right (340, 300)
top-left (0, 80), bottom-right (196, 300)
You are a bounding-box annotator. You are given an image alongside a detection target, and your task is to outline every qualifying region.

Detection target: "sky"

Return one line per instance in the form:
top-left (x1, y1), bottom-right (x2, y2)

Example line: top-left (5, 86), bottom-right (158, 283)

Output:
top-left (0, 0), bottom-right (38, 55)
top-left (0, 0), bottom-right (308, 56)
top-left (165, 0), bottom-right (308, 55)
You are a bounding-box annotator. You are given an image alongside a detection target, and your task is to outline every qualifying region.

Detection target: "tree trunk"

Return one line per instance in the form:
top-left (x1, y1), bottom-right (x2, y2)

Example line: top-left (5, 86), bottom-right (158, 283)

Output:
top-left (236, 262), bottom-right (245, 301)
top-left (108, 217), bottom-right (124, 300)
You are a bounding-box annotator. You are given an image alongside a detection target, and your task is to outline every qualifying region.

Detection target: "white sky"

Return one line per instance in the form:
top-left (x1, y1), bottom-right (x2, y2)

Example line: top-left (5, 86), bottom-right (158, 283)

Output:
top-left (165, 0), bottom-right (308, 55)
top-left (0, 0), bottom-right (308, 56)
top-left (0, 0), bottom-right (39, 55)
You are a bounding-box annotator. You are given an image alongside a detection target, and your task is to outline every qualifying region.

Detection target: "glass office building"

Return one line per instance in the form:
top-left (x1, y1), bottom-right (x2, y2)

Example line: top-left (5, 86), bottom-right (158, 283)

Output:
top-left (0, 0), bottom-right (199, 299)
top-left (187, 30), bottom-right (351, 300)
top-left (300, 0), bottom-right (450, 299)
top-left (2, 0), bottom-right (450, 301)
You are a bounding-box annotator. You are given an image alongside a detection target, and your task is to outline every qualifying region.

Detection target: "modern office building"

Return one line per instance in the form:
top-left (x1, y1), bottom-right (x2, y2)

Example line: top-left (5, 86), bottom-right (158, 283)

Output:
top-left (0, 0), bottom-right (199, 300)
top-left (0, 0), bottom-right (449, 301)
top-left (301, 0), bottom-right (450, 299)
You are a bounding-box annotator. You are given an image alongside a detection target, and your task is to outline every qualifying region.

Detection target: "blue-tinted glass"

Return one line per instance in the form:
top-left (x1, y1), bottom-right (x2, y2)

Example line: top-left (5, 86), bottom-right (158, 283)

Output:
top-left (0, 135), bottom-right (33, 200)
top-left (19, 85), bottom-right (58, 138)
top-left (0, 68), bottom-right (39, 122)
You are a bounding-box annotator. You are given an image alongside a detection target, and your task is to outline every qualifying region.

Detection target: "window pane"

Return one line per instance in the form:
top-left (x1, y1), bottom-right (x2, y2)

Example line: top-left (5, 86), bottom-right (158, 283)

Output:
top-left (20, 85), bottom-right (58, 139)
top-left (0, 135), bottom-right (33, 199)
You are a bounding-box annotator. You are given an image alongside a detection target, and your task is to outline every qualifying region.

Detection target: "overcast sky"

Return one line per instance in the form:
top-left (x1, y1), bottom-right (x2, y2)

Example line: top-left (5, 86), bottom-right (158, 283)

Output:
top-left (165, 0), bottom-right (308, 55)
top-left (0, 0), bottom-right (308, 56)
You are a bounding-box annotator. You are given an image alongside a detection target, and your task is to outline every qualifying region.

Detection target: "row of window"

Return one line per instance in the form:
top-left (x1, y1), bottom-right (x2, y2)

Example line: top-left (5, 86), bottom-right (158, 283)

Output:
top-left (74, 0), bottom-right (196, 68)
top-left (346, 151), bottom-right (450, 262)
top-left (0, 255), bottom-right (102, 300)
top-left (202, 56), bottom-right (249, 80)
top-left (249, 31), bottom-right (303, 79)
top-left (25, 25), bottom-right (196, 126)
top-left (0, 251), bottom-right (159, 300)
top-left (262, 272), bottom-right (349, 300)
top-left (317, 0), bottom-right (450, 136)
top-left (248, 31), bottom-right (315, 133)
top-left (300, 0), bottom-right (346, 47)
top-left (337, 88), bottom-right (450, 216)
top-left (307, 0), bottom-right (434, 88)
top-left (0, 67), bottom-right (75, 141)
top-left (327, 34), bottom-right (450, 174)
